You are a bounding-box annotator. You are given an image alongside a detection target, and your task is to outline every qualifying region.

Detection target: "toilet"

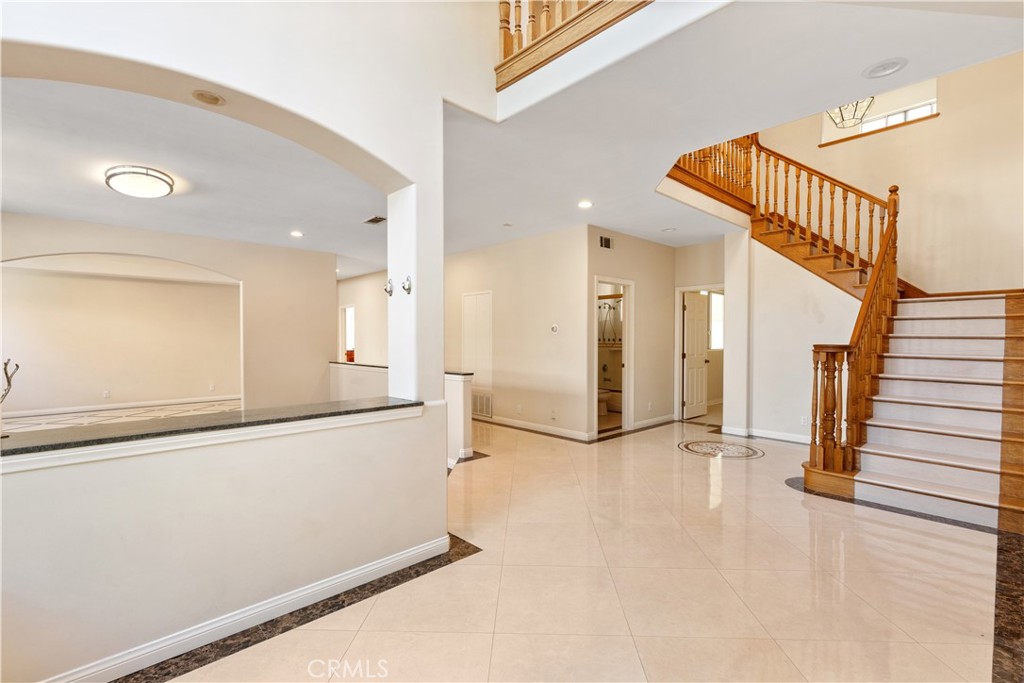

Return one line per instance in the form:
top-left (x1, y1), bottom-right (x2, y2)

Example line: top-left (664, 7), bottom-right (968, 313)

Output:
top-left (597, 389), bottom-right (610, 416)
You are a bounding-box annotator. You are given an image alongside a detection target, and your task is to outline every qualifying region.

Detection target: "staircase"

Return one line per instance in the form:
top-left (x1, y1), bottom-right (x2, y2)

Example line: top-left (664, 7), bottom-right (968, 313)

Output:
top-left (855, 294), bottom-right (1022, 529)
top-left (668, 133), bottom-right (1023, 532)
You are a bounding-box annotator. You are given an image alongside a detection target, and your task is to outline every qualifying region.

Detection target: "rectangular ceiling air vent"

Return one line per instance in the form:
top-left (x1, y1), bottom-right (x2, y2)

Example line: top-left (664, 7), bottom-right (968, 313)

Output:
top-left (363, 216), bottom-right (387, 225)
top-left (599, 236), bottom-right (613, 249)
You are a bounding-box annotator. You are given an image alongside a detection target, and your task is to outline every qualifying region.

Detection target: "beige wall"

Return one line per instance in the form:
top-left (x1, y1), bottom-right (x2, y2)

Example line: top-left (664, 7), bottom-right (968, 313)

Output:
top-left (2, 214), bottom-right (337, 410)
top-left (759, 52), bottom-right (1024, 292)
top-left (2, 269), bottom-right (240, 413)
top-left (446, 226), bottom-right (590, 437)
top-left (589, 226), bottom-right (676, 432)
top-left (336, 271), bottom-right (389, 367)
top-left (675, 238), bottom-right (725, 287)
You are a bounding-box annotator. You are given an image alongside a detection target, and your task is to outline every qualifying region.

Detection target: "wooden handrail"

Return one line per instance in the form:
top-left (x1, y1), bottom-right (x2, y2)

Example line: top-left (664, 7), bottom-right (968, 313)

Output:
top-left (495, 1), bottom-right (651, 90)
top-left (849, 186), bottom-right (899, 347)
top-left (752, 135), bottom-right (887, 206)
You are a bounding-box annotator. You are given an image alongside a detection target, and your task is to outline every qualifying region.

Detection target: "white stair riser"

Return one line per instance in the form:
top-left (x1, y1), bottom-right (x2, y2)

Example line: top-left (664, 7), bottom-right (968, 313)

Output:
top-left (892, 317), bottom-right (1006, 335)
top-left (864, 425), bottom-right (1000, 458)
top-left (877, 378), bottom-right (1003, 404)
top-left (887, 337), bottom-right (1005, 357)
top-left (896, 298), bottom-right (1005, 317)
top-left (854, 481), bottom-right (999, 528)
top-left (858, 453), bottom-right (1000, 492)
top-left (883, 356), bottom-right (1004, 380)
top-left (871, 401), bottom-right (1003, 431)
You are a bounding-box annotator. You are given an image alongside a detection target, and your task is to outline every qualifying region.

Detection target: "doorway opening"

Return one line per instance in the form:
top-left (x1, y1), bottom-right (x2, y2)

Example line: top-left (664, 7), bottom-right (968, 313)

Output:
top-left (675, 285), bottom-right (724, 427)
top-left (595, 278), bottom-right (634, 437)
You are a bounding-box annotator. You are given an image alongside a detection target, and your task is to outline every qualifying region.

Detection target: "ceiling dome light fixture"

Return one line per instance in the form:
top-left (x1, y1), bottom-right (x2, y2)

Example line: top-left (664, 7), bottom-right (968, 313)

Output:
top-left (105, 165), bottom-right (175, 199)
top-left (290, 230), bottom-right (304, 238)
top-left (578, 199), bottom-right (593, 209)
top-left (862, 57), bottom-right (908, 79)
top-left (826, 97), bottom-right (875, 128)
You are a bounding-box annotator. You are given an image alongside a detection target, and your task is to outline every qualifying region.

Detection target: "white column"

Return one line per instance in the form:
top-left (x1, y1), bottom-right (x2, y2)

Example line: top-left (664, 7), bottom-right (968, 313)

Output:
top-left (386, 180), bottom-right (445, 402)
top-left (722, 230), bottom-right (750, 436)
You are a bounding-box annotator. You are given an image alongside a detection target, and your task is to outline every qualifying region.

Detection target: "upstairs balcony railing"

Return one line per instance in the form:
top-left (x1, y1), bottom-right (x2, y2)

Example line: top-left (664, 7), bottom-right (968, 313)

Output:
top-left (496, 0), bottom-right (652, 90)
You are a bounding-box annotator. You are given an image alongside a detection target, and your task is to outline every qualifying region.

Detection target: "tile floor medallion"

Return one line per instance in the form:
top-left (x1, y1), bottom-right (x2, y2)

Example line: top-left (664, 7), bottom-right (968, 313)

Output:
top-left (109, 420), bottom-right (1018, 682)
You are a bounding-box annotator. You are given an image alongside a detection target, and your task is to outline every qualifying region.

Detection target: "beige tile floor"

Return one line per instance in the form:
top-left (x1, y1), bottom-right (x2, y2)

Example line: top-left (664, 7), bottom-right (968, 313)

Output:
top-left (176, 421), bottom-right (998, 682)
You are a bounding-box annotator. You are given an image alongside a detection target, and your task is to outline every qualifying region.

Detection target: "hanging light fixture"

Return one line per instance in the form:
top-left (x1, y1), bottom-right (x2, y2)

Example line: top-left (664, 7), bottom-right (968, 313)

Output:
top-left (104, 165), bottom-right (175, 198)
top-left (826, 98), bottom-right (874, 129)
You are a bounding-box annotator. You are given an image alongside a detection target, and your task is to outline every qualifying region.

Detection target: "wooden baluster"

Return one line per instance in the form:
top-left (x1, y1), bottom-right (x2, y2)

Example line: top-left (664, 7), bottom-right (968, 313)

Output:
top-left (771, 156), bottom-right (779, 232)
top-left (528, 1), bottom-right (539, 43)
top-left (743, 142), bottom-right (752, 202)
top-left (828, 183), bottom-right (836, 254)
top-left (514, 0), bottom-right (523, 51)
top-left (783, 161), bottom-right (790, 233)
top-left (578, 0), bottom-right (589, 10)
top-left (806, 173), bottom-right (813, 246)
top-left (541, 1), bottom-right (552, 32)
top-left (821, 350), bottom-right (838, 471)
top-left (867, 203), bottom-right (876, 263)
top-left (854, 196), bottom-right (862, 265)
top-left (499, 0), bottom-right (513, 59)
top-left (810, 352), bottom-right (820, 466)
top-left (841, 188), bottom-right (849, 263)
top-left (817, 177), bottom-right (824, 246)
top-left (836, 351), bottom-right (845, 454)
top-left (794, 167), bottom-right (802, 241)
top-left (753, 148), bottom-right (761, 217)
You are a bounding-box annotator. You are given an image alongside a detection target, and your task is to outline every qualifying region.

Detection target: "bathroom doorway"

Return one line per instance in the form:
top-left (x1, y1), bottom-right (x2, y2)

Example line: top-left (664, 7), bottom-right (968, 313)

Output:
top-left (595, 278), bottom-right (633, 436)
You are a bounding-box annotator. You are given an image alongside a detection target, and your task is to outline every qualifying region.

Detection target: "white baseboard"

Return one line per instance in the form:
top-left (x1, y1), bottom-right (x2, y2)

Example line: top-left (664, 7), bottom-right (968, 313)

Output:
top-left (633, 415), bottom-right (675, 430)
top-left (5, 395), bottom-right (242, 419)
top-left (721, 425), bottom-right (749, 437)
top-left (708, 399), bottom-right (723, 406)
top-left (748, 428), bottom-right (810, 445)
top-left (49, 535), bottom-right (450, 683)
top-left (448, 448), bottom-right (474, 469)
top-left (476, 415), bottom-right (589, 442)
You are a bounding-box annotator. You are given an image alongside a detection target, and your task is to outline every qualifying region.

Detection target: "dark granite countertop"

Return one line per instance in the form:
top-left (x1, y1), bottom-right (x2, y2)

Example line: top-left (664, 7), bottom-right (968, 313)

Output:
top-left (328, 362), bottom-right (473, 376)
top-left (0, 397), bottom-right (423, 457)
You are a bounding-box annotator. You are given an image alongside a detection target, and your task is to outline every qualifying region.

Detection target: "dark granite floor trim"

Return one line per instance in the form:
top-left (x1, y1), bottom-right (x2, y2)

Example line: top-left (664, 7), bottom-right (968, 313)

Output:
top-left (784, 476), bottom-right (999, 534)
top-left (472, 418), bottom-right (678, 445)
top-left (458, 452), bottom-right (492, 464)
top-left (113, 534), bottom-right (480, 683)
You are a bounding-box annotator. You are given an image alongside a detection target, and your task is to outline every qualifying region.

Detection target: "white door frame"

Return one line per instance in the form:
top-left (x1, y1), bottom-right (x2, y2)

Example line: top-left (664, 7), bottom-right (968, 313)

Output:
top-left (674, 283), bottom-right (724, 421)
top-left (593, 276), bottom-right (635, 438)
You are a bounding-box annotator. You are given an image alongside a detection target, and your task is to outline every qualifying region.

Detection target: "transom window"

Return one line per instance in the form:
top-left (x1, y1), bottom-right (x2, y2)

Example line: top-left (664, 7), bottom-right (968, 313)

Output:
top-left (860, 101), bottom-right (936, 134)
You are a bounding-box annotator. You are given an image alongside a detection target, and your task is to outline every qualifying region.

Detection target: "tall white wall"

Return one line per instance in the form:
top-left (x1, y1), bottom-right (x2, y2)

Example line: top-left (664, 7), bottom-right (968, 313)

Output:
top-left (336, 271), bottom-right (389, 367)
top-left (749, 242), bottom-right (860, 442)
top-left (758, 52), bottom-right (1024, 293)
top-left (2, 269), bottom-right (240, 412)
top-left (3, 214), bottom-right (336, 410)
top-left (675, 238), bottom-right (725, 287)
top-left (589, 227), bottom-right (676, 433)
top-left (446, 227), bottom-right (590, 437)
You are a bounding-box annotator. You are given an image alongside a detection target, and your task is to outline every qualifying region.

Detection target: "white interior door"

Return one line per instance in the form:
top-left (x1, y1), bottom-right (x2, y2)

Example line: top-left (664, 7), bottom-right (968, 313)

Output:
top-left (683, 291), bottom-right (709, 419)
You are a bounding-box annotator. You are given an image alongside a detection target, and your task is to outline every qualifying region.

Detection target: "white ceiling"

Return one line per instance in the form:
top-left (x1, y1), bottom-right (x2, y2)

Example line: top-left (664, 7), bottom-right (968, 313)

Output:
top-left (2, 2), bottom-right (1021, 278)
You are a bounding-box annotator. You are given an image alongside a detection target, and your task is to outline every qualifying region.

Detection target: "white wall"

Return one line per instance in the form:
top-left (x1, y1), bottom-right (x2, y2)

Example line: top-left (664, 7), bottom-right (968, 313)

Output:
top-left (3, 214), bottom-right (336, 410)
top-left (749, 241), bottom-right (860, 442)
top-left (589, 227), bottom-right (676, 433)
top-left (2, 268), bottom-right (240, 413)
top-left (336, 271), bottom-right (389, 366)
top-left (1, 405), bottom-right (446, 682)
top-left (675, 238), bottom-right (725, 287)
top-left (759, 52), bottom-right (1024, 292)
top-left (446, 226), bottom-right (590, 437)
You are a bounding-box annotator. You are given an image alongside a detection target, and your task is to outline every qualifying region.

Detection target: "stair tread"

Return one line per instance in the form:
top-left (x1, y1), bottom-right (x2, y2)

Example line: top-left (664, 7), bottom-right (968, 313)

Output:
top-left (882, 353), bottom-right (1009, 362)
top-left (778, 240), bottom-right (812, 249)
top-left (830, 266), bottom-right (866, 274)
top-left (759, 228), bottom-right (795, 236)
top-left (866, 417), bottom-right (1003, 441)
top-left (878, 373), bottom-right (1020, 386)
top-left (859, 443), bottom-right (1011, 475)
top-left (855, 471), bottom-right (1001, 508)
top-left (894, 314), bottom-right (1013, 321)
top-left (888, 334), bottom-right (1021, 340)
top-left (871, 394), bottom-right (1008, 413)
top-left (803, 253), bottom-right (841, 261)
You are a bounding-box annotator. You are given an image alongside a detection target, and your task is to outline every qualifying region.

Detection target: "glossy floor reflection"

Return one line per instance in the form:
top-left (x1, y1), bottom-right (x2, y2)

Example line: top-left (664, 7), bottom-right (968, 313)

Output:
top-left (178, 421), bottom-right (1006, 682)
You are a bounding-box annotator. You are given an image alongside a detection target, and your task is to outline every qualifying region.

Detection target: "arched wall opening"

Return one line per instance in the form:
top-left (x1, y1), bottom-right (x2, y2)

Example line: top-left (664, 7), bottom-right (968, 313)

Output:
top-left (1, 253), bottom-right (243, 418)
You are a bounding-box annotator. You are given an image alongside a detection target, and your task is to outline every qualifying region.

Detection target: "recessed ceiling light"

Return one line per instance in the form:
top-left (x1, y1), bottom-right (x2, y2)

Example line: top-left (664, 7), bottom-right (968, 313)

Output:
top-left (290, 230), bottom-right (304, 238)
top-left (661, 228), bottom-right (677, 233)
top-left (862, 57), bottom-right (908, 79)
top-left (502, 222), bottom-right (514, 228)
top-left (192, 89), bottom-right (226, 106)
top-left (578, 200), bottom-right (593, 209)
top-left (104, 165), bottom-right (174, 198)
